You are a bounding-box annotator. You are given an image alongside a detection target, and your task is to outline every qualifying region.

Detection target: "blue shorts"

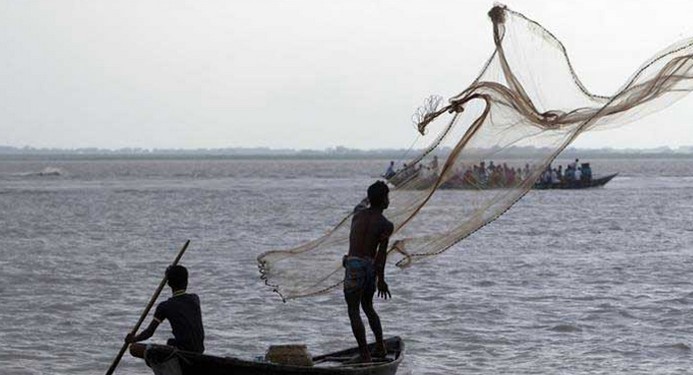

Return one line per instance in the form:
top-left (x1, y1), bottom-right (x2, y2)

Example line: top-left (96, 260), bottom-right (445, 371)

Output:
top-left (343, 257), bottom-right (376, 298)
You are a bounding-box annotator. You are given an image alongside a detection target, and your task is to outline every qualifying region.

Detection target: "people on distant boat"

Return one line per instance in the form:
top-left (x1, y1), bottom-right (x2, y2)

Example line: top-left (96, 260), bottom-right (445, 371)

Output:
top-left (125, 265), bottom-right (205, 353)
top-left (384, 161), bottom-right (396, 179)
top-left (523, 163), bottom-right (531, 180)
top-left (581, 163), bottom-right (592, 182)
top-left (389, 157), bottom-right (600, 189)
top-left (564, 164), bottom-right (574, 182)
top-left (570, 158), bottom-right (579, 170)
top-left (540, 165), bottom-right (552, 185)
top-left (537, 159), bottom-right (596, 186)
top-left (551, 168), bottom-right (560, 184)
top-left (478, 161), bottom-right (488, 184)
top-left (401, 162), bottom-right (420, 179)
top-left (344, 181), bottom-right (393, 362)
top-left (489, 164), bottom-right (503, 187)
top-left (574, 164), bottom-right (582, 181)
top-left (430, 156), bottom-right (439, 174)
top-left (498, 163), bottom-right (516, 186)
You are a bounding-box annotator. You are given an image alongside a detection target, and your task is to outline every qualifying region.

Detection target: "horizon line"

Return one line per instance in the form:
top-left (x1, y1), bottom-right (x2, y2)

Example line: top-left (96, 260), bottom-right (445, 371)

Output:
top-left (2, 144), bottom-right (693, 153)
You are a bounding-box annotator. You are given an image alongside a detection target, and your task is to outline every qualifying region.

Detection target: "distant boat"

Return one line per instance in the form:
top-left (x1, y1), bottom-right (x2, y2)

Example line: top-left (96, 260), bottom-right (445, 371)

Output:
top-left (129, 336), bottom-right (404, 375)
top-left (16, 167), bottom-right (62, 178)
top-left (533, 173), bottom-right (618, 190)
top-left (386, 169), bottom-right (617, 190)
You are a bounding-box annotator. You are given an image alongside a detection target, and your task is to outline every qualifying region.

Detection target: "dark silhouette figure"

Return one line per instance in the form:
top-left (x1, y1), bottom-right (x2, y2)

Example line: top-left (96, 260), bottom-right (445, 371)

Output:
top-left (344, 181), bottom-right (394, 362)
top-left (125, 265), bottom-right (205, 353)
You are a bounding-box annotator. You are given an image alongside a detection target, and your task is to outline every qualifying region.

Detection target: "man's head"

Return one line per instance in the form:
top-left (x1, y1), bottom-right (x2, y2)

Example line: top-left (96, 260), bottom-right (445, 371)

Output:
top-left (166, 265), bottom-right (188, 291)
top-left (367, 181), bottom-right (389, 209)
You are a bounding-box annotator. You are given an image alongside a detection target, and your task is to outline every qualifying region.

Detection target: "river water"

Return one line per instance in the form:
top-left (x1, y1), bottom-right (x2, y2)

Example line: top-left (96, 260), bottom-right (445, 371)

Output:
top-left (0, 157), bottom-right (691, 374)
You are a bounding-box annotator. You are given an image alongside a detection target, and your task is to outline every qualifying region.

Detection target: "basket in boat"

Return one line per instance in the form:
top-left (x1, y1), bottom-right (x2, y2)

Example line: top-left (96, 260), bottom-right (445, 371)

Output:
top-left (265, 344), bottom-right (314, 366)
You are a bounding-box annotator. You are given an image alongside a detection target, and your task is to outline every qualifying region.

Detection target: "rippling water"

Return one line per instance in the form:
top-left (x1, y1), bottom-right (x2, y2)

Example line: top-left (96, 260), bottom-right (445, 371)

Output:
top-left (0, 157), bottom-right (691, 374)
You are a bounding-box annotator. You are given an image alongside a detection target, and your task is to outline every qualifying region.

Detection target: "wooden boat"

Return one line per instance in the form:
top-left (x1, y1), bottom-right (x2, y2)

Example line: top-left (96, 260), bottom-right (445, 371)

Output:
top-left (129, 336), bottom-right (404, 375)
top-left (388, 172), bottom-right (618, 190)
top-left (533, 173), bottom-right (618, 190)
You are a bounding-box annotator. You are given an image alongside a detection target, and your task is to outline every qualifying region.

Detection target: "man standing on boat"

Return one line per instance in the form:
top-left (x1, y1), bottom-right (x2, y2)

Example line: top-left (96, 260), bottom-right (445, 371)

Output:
top-left (125, 265), bottom-right (205, 353)
top-left (344, 181), bottom-right (394, 362)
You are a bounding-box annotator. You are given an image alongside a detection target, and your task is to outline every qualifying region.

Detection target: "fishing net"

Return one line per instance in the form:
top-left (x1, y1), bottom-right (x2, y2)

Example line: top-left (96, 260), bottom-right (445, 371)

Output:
top-left (258, 5), bottom-right (693, 301)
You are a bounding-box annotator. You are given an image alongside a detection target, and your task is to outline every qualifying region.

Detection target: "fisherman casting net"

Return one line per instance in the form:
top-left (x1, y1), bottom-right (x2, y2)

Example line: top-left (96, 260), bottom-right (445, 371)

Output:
top-left (258, 5), bottom-right (693, 301)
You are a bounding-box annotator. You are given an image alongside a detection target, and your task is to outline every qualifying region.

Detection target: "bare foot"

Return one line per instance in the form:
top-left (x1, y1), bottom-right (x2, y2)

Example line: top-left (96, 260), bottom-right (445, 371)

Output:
top-left (371, 343), bottom-right (388, 358)
top-left (345, 353), bottom-right (371, 364)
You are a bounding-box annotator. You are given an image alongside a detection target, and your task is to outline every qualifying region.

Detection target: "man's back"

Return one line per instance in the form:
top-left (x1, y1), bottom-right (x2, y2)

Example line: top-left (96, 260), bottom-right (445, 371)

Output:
top-left (348, 208), bottom-right (393, 259)
top-left (155, 293), bottom-right (205, 353)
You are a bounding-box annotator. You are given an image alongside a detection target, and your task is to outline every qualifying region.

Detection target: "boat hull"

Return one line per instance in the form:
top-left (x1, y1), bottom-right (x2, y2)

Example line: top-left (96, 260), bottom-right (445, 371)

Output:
top-left (130, 336), bottom-right (404, 375)
top-left (388, 173), bottom-right (618, 190)
top-left (533, 173), bottom-right (618, 190)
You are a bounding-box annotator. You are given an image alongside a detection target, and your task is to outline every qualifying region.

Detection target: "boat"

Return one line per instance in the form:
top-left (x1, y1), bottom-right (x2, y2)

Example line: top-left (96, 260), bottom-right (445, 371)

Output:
top-left (533, 173), bottom-right (618, 190)
top-left (129, 336), bottom-right (404, 375)
top-left (385, 160), bottom-right (617, 190)
top-left (387, 172), bottom-right (617, 190)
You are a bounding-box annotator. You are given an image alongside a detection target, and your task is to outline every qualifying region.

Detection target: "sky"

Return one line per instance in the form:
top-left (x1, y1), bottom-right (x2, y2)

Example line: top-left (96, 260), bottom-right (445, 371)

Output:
top-left (1, 0), bottom-right (692, 150)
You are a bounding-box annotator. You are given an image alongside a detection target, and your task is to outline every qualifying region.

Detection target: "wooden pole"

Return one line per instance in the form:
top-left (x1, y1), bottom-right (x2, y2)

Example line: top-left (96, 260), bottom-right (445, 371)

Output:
top-left (104, 239), bottom-right (191, 375)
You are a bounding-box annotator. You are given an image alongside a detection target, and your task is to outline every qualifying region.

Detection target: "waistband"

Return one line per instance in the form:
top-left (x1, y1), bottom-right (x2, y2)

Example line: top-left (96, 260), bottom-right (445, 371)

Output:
top-left (344, 255), bottom-right (373, 262)
top-left (343, 255), bottom-right (374, 264)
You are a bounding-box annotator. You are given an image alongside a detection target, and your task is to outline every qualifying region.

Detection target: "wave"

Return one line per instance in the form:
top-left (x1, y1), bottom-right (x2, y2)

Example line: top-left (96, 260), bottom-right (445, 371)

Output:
top-left (548, 324), bottom-right (582, 333)
top-left (14, 167), bottom-right (64, 177)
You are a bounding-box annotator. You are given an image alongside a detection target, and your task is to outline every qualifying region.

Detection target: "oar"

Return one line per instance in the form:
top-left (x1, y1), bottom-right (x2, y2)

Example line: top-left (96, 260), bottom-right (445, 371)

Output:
top-left (105, 239), bottom-right (191, 375)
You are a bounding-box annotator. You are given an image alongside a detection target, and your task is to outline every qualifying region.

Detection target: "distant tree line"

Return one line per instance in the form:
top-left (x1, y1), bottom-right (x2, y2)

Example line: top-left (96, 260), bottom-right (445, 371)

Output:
top-left (1, 145), bottom-right (693, 159)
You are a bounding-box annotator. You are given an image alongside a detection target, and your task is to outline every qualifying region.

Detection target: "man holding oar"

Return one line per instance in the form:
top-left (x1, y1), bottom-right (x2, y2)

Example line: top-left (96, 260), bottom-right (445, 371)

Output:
top-left (125, 265), bottom-right (205, 353)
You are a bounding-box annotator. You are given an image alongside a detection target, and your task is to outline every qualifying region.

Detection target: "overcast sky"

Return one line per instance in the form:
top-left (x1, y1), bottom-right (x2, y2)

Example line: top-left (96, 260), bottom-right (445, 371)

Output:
top-left (1, 0), bottom-right (692, 150)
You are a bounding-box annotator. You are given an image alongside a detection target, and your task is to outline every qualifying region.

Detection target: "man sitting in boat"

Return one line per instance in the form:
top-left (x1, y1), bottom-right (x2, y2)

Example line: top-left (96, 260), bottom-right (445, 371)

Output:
top-left (430, 155), bottom-right (439, 175)
top-left (581, 163), bottom-right (592, 182)
top-left (125, 265), bottom-right (205, 353)
top-left (344, 181), bottom-right (394, 362)
top-left (384, 161), bottom-right (396, 179)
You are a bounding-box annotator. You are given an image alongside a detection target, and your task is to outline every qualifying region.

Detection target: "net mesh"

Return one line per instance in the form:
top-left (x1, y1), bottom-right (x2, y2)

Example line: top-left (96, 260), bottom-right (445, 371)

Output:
top-left (258, 5), bottom-right (693, 301)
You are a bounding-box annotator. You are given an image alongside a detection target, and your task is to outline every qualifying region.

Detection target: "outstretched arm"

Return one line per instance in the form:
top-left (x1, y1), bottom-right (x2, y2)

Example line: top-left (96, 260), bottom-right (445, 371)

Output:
top-left (125, 319), bottom-right (161, 344)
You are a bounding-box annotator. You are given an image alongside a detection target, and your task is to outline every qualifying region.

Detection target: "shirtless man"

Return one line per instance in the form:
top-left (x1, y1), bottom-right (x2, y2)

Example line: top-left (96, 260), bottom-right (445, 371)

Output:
top-left (343, 181), bottom-right (394, 362)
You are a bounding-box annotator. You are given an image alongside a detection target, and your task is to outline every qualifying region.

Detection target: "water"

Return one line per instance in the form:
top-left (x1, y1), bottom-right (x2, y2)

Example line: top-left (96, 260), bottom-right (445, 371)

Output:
top-left (0, 157), bottom-right (692, 374)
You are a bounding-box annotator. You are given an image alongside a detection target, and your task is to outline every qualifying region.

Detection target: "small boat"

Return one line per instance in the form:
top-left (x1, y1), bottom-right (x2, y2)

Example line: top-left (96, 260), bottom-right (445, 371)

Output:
top-left (533, 173), bottom-right (618, 190)
top-left (129, 336), bottom-right (404, 375)
top-left (386, 166), bottom-right (618, 190)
